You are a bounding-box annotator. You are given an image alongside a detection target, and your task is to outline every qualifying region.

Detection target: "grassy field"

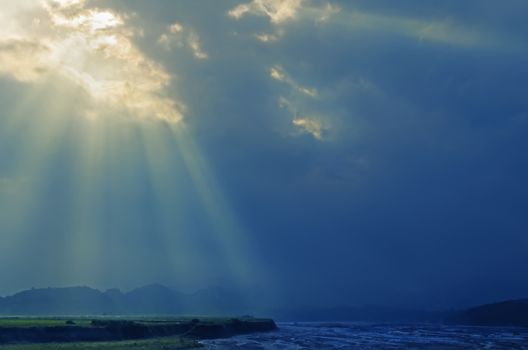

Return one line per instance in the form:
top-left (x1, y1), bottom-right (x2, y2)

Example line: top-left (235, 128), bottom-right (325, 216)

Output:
top-left (0, 337), bottom-right (201, 349)
top-left (0, 318), bottom-right (92, 328)
top-left (0, 316), bottom-right (271, 328)
top-left (0, 316), bottom-right (249, 327)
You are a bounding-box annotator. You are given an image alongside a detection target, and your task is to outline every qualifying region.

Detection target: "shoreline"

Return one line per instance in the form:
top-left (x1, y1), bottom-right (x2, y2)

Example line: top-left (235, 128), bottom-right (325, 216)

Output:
top-left (0, 317), bottom-right (278, 349)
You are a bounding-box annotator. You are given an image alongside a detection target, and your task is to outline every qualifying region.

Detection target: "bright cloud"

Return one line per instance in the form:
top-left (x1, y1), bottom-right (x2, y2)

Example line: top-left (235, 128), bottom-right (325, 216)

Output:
top-left (270, 65), bottom-right (317, 97)
top-left (278, 96), bottom-right (329, 141)
top-left (255, 31), bottom-right (283, 43)
top-left (158, 22), bottom-right (208, 60)
top-left (0, 39), bottom-right (51, 82)
top-left (228, 1), bottom-right (340, 27)
top-left (187, 32), bottom-right (208, 60)
top-left (0, 0), bottom-right (184, 123)
top-left (228, 1), bottom-right (340, 43)
top-left (272, 63), bottom-right (329, 142)
top-left (292, 117), bottom-right (326, 140)
top-left (169, 22), bottom-right (184, 34)
top-left (228, 0), bottom-right (304, 24)
top-left (270, 66), bottom-right (286, 81)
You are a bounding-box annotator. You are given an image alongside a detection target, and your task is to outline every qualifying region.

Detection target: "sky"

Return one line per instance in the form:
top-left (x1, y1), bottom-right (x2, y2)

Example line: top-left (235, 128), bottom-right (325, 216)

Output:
top-left (0, 0), bottom-right (527, 310)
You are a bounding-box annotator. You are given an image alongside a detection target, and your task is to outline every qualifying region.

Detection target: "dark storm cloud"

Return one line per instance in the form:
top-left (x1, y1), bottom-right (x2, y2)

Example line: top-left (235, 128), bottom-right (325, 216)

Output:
top-left (146, 0), bottom-right (528, 308)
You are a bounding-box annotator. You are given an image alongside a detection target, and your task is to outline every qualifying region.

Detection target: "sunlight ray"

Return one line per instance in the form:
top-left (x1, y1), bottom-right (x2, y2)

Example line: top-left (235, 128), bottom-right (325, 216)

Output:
top-left (62, 118), bottom-right (107, 286)
top-left (4, 79), bottom-right (85, 239)
top-left (134, 123), bottom-right (205, 287)
top-left (0, 82), bottom-right (89, 288)
top-left (169, 124), bottom-right (265, 289)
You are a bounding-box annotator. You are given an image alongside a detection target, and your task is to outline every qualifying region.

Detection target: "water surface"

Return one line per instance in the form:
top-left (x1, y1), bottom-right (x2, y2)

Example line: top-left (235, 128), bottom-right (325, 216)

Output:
top-left (201, 322), bottom-right (528, 349)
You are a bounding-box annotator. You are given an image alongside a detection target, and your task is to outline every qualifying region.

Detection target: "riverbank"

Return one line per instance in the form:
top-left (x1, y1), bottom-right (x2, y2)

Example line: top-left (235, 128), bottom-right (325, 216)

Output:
top-left (0, 317), bottom-right (277, 349)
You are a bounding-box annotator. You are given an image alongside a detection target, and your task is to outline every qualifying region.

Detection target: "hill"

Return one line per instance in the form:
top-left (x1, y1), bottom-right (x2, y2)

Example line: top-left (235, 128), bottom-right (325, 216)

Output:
top-left (0, 285), bottom-right (246, 316)
top-left (449, 299), bottom-right (528, 327)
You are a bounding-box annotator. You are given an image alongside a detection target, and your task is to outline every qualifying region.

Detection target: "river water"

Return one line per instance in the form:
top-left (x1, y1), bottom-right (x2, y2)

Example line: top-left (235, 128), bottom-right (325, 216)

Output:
top-left (201, 322), bottom-right (528, 349)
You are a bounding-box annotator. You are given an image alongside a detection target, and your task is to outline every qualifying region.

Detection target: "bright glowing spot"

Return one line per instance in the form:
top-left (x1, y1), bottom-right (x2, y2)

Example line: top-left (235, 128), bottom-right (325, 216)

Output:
top-left (88, 10), bottom-right (122, 31)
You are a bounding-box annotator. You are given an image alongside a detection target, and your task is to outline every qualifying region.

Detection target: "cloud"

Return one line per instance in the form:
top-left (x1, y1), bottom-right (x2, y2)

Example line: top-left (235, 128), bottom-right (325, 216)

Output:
top-left (228, 1), bottom-right (498, 48)
top-left (255, 31), bottom-right (283, 43)
top-left (0, 39), bottom-right (52, 82)
top-left (278, 96), bottom-right (330, 141)
top-left (187, 32), bottom-right (208, 60)
top-left (292, 117), bottom-right (326, 140)
top-left (228, 0), bottom-right (304, 24)
top-left (270, 65), bottom-right (317, 97)
top-left (158, 22), bottom-right (208, 60)
top-left (269, 65), bottom-right (285, 81)
top-left (158, 22), bottom-right (184, 50)
top-left (269, 66), bottom-right (328, 141)
top-left (227, 0), bottom-right (339, 30)
top-left (0, 0), bottom-right (184, 123)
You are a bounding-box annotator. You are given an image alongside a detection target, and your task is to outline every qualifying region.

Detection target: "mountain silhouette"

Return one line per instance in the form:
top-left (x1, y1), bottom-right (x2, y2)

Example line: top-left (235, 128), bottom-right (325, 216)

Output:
top-left (449, 299), bottom-right (528, 327)
top-left (0, 285), bottom-right (246, 316)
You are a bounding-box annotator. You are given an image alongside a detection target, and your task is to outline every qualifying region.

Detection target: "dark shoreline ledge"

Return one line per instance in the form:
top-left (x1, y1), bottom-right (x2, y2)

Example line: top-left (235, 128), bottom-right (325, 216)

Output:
top-left (0, 317), bottom-right (278, 345)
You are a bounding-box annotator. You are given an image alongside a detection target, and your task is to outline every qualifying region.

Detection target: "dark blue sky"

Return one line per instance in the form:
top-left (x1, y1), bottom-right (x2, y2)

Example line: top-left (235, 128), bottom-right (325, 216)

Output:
top-left (0, 0), bottom-right (527, 310)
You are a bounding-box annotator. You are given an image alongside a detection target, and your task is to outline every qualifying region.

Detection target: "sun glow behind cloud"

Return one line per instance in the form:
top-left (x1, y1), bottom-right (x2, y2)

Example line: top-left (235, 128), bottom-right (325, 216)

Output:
top-left (0, 0), bottom-right (184, 123)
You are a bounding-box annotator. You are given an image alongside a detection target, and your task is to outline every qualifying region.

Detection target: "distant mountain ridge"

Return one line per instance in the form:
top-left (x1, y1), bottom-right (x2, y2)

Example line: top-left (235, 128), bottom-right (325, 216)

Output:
top-left (0, 284), bottom-right (246, 316)
top-left (275, 301), bottom-right (528, 327)
top-left (2, 286), bottom-right (527, 327)
top-left (448, 299), bottom-right (528, 328)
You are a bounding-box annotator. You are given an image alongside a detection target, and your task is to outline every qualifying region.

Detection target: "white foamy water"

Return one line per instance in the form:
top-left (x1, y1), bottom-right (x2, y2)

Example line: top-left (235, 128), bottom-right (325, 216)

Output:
top-left (201, 322), bottom-right (528, 349)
